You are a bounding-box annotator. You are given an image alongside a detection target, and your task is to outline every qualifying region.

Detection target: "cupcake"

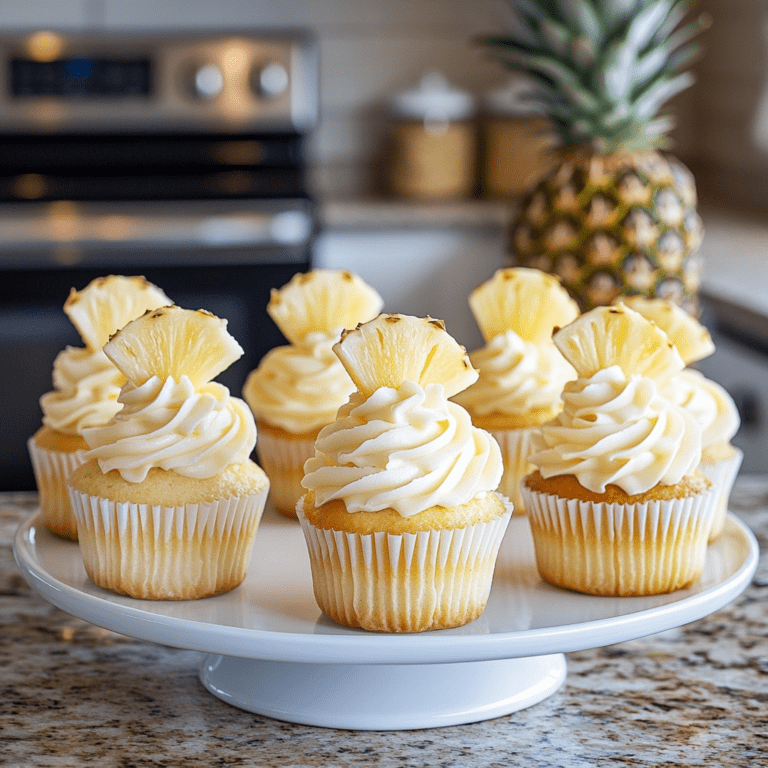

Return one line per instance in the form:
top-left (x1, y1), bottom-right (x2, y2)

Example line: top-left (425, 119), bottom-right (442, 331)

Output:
top-left (618, 296), bottom-right (742, 542)
top-left (299, 313), bottom-right (512, 633)
top-left (452, 268), bottom-right (579, 513)
top-left (67, 306), bottom-right (269, 600)
top-left (29, 275), bottom-right (171, 539)
top-left (242, 269), bottom-right (382, 516)
top-left (521, 305), bottom-right (716, 596)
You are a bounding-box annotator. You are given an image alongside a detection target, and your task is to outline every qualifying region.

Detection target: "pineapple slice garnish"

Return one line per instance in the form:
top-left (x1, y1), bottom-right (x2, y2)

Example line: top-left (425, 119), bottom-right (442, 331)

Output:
top-left (553, 304), bottom-right (684, 382)
top-left (333, 313), bottom-right (478, 399)
top-left (267, 269), bottom-right (383, 345)
top-left (103, 305), bottom-right (243, 388)
top-left (469, 267), bottom-right (580, 344)
top-left (63, 275), bottom-right (171, 351)
top-left (615, 295), bottom-right (715, 366)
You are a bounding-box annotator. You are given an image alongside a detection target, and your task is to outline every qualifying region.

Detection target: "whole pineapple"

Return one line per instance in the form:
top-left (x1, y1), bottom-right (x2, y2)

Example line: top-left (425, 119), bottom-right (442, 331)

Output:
top-left (480, 0), bottom-right (709, 314)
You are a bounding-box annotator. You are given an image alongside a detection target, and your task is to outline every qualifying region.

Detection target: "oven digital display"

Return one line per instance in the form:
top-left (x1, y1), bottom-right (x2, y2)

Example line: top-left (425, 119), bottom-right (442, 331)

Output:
top-left (10, 58), bottom-right (152, 97)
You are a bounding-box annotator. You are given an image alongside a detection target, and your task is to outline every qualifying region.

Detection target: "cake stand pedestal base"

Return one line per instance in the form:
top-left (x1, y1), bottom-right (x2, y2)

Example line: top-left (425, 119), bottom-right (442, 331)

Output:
top-left (199, 653), bottom-right (568, 730)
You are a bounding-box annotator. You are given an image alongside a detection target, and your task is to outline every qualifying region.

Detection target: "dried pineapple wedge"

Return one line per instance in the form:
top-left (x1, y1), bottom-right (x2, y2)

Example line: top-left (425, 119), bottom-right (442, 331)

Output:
top-left (103, 305), bottom-right (243, 388)
top-left (553, 304), bottom-right (684, 381)
top-left (333, 313), bottom-right (477, 398)
top-left (268, 269), bottom-right (383, 345)
top-left (469, 267), bottom-right (580, 344)
top-left (64, 275), bottom-right (171, 351)
top-left (616, 295), bottom-right (715, 365)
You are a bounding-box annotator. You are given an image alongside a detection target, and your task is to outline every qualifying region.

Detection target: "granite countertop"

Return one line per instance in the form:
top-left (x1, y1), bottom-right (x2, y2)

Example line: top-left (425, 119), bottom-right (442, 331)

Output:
top-left (2, 482), bottom-right (767, 768)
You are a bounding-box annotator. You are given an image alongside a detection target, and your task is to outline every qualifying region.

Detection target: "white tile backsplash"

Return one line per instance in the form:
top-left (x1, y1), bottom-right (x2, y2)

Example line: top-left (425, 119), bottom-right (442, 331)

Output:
top-left (366, 0), bottom-right (514, 35)
top-left (303, 0), bottom-right (390, 34)
top-left (309, 110), bottom-right (385, 166)
top-left (0, 0), bottom-right (94, 30)
top-left (319, 33), bottom-right (503, 111)
top-left (698, 0), bottom-right (768, 79)
top-left (101, 0), bottom-right (309, 31)
top-left (307, 0), bottom-right (513, 36)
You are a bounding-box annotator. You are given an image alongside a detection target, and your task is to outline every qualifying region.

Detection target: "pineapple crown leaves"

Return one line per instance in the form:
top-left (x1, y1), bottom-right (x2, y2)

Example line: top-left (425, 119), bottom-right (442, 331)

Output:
top-left (477, 0), bottom-right (711, 153)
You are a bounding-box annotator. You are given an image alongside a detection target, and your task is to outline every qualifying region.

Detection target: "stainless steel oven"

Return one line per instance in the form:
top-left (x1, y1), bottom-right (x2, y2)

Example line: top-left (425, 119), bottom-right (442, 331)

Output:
top-left (0, 31), bottom-right (318, 491)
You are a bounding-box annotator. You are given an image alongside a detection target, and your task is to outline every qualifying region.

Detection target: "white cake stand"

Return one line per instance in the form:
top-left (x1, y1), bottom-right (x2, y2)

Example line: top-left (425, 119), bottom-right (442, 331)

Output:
top-left (14, 505), bottom-right (758, 730)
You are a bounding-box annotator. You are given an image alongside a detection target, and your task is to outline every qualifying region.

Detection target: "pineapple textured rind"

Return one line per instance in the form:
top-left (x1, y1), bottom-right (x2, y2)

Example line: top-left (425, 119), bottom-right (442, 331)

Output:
top-left (268, 269), bottom-right (383, 345)
top-left (103, 305), bottom-right (243, 388)
top-left (615, 295), bottom-right (714, 365)
top-left (64, 275), bottom-right (171, 351)
top-left (334, 313), bottom-right (478, 398)
top-left (469, 267), bottom-right (580, 343)
top-left (553, 304), bottom-right (684, 381)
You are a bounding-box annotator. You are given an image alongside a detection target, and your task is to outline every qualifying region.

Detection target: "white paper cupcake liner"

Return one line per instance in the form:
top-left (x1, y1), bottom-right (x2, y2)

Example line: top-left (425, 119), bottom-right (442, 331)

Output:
top-left (699, 449), bottom-right (743, 543)
top-left (296, 496), bottom-right (513, 633)
top-left (28, 437), bottom-right (86, 540)
top-left (489, 427), bottom-right (539, 514)
top-left (257, 428), bottom-right (317, 517)
top-left (68, 487), bottom-right (268, 600)
top-left (521, 483), bottom-right (717, 596)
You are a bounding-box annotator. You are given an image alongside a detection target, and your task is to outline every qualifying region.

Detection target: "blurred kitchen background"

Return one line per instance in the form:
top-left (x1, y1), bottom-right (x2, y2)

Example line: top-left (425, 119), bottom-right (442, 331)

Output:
top-left (2, 0), bottom-right (768, 489)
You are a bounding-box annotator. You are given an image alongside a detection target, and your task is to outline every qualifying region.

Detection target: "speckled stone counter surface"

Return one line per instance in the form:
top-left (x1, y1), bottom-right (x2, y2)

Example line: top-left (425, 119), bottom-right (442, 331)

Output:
top-left (2, 480), bottom-right (767, 768)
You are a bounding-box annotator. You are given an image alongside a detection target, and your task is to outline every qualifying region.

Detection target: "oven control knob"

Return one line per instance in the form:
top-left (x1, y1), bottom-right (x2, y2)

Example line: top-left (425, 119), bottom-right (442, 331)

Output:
top-left (250, 62), bottom-right (289, 99)
top-left (191, 63), bottom-right (224, 100)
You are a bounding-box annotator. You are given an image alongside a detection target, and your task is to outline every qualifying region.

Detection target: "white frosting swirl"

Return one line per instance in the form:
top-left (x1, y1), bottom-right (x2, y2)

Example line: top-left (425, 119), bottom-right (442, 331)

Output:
top-left (453, 331), bottom-right (575, 417)
top-left (83, 375), bottom-right (257, 483)
top-left (243, 331), bottom-right (354, 433)
top-left (529, 366), bottom-right (701, 495)
top-left (302, 381), bottom-right (503, 517)
top-left (40, 346), bottom-right (124, 435)
top-left (663, 369), bottom-right (740, 448)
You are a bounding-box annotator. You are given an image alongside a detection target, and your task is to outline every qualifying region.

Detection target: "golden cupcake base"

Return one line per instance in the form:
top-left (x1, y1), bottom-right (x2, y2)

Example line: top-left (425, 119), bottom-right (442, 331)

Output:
top-left (256, 423), bottom-right (320, 518)
top-left (69, 489), bottom-right (268, 600)
top-left (487, 426), bottom-right (539, 514)
top-left (28, 434), bottom-right (86, 540)
top-left (297, 493), bottom-right (513, 632)
top-left (522, 478), bottom-right (716, 596)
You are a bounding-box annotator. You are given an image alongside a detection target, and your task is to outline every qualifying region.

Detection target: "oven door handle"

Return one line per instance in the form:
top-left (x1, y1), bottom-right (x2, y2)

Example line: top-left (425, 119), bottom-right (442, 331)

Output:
top-left (0, 205), bottom-right (315, 266)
